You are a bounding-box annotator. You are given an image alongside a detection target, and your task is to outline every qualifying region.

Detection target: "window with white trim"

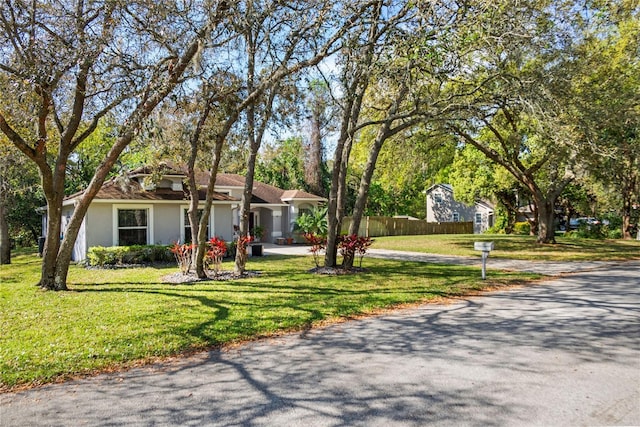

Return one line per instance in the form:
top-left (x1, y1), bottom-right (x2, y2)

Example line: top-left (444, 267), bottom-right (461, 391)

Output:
top-left (117, 209), bottom-right (149, 245)
top-left (434, 193), bottom-right (443, 204)
top-left (182, 208), bottom-right (209, 243)
top-left (475, 213), bottom-right (483, 224)
top-left (452, 212), bottom-right (460, 222)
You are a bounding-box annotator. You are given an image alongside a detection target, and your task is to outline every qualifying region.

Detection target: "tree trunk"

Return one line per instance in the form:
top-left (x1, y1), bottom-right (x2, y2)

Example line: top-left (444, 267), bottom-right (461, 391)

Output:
top-left (43, 29), bottom-right (215, 290)
top-left (324, 111), bottom-right (350, 268)
top-left (495, 190), bottom-right (519, 234)
top-left (185, 102), bottom-right (212, 278)
top-left (187, 177), bottom-right (200, 273)
top-left (622, 197), bottom-right (632, 240)
top-left (234, 157), bottom-right (256, 276)
top-left (195, 134), bottom-right (227, 278)
top-left (535, 199), bottom-right (556, 244)
top-left (326, 123), bottom-right (358, 267)
top-left (325, 87), bottom-right (366, 268)
top-left (324, 1), bottom-right (385, 268)
top-left (305, 110), bottom-right (325, 197)
top-left (40, 189), bottom-right (66, 290)
top-left (0, 201), bottom-right (11, 265)
top-left (622, 214), bottom-right (632, 240)
top-left (348, 86), bottom-right (410, 241)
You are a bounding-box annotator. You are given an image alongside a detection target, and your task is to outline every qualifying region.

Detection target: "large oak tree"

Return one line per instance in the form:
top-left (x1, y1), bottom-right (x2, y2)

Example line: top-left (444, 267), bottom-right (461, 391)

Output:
top-left (0, 0), bottom-right (229, 289)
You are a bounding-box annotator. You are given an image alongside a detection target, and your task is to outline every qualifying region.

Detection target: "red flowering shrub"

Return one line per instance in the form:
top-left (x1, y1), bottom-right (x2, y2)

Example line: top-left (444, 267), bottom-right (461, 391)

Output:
top-left (235, 235), bottom-right (254, 265)
top-left (170, 242), bottom-right (195, 275)
top-left (338, 234), bottom-right (373, 268)
top-left (206, 237), bottom-right (227, 275)
top-left (303, 232), bottom-right (326, 267)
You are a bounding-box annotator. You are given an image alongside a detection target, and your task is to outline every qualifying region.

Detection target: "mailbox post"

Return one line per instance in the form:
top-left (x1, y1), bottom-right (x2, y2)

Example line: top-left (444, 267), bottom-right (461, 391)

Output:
top-left (474, 241), bottom-right (494, 280)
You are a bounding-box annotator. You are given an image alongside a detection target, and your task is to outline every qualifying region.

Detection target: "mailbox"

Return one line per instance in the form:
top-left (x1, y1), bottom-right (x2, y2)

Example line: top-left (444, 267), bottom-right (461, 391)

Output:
top-left (474, 241), bottom-right (494, 280)
top-left (474, 241), bottom-right (494, 252)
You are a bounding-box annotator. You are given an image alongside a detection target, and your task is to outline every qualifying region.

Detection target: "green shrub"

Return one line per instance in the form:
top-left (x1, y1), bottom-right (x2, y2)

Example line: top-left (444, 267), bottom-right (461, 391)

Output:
top-left (607, 228), bottom-right (623, 239)
top-left (513, 222), bottom-right (531, 235)
top-left (486, 225), bottom-right (506, 234)
top-left (566, 223), bottom-right (607, 240)
top-left (87, 245), bottom-right (172, 267)
top-left (294, 207), bottom-right (328, 235)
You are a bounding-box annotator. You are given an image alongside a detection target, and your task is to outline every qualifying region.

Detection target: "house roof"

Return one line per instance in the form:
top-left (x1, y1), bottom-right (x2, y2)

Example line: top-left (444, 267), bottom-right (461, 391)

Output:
top-left (63, 164), bottom-right (325, 205)
top-left (281, 189), bottom-right (324, 201)
top-left (427, 183), bottom-right (494, 211)
top-left (426, 183), bottom-right (453, 194)
top-left (64, 177), bottom-right (236, 204)
top-left (199, 172), bottom-right (326, 205)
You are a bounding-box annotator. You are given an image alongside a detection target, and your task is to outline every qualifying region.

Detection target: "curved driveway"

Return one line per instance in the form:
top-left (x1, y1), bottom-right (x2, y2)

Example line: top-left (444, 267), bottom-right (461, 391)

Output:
top-left (1, 255), bottom-right (639, 426)
top-left (264, 244), bottom-right (617, 275)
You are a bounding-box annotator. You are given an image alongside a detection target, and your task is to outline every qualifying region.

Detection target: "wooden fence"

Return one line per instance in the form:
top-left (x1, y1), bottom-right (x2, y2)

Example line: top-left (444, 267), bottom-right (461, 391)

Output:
top-left (341, 216), bottom-right (473, 237)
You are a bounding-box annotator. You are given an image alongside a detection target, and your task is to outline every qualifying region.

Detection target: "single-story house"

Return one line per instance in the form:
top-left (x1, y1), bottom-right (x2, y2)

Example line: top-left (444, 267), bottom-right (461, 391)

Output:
top-left (48, 166), bottom-right (325, 261)
top-left (425, 184), bottom-right (494, 234)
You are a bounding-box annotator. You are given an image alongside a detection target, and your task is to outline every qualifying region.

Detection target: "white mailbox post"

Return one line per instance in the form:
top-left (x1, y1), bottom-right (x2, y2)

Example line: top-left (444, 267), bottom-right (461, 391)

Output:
top-left (474, 241), bottom-right (495, 280)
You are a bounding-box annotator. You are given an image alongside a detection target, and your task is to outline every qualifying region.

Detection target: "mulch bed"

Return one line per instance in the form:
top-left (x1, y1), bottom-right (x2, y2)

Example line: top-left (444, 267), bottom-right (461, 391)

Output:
top-left (161, 270), bottom-right (260, 284)
top-left (309, 266), bottom-right (369, 275)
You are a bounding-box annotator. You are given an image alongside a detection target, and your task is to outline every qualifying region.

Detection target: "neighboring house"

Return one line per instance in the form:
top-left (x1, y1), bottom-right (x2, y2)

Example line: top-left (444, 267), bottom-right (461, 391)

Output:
top-left (425, 184), bottom-right (494, 234)
top-left (46, 165), bottom-right (325, 261)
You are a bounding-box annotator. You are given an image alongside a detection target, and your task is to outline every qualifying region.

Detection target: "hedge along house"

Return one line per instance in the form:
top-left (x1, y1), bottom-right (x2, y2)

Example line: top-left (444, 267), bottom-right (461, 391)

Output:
top-left (45, 166), bottom-right (326, 261)
top-left (425, 184), bottom-right (495, 234)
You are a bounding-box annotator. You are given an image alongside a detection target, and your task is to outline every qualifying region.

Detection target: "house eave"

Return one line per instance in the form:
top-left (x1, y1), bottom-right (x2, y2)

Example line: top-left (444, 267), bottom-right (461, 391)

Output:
top-left (250, 202), bottom-right (288, 208)
top-left (89, 199), bottom-right (237, 205)
top-left (281, 197), bottom-right (327, 203)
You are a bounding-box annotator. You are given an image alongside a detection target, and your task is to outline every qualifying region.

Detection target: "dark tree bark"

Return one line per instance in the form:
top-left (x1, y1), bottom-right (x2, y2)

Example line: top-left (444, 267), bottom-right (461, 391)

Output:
top-left (344, 85), bottom-right (419, 268)
top-left (325, 0), bottom-right (385, 268)
top-left (0, 201), bottom-right (10, 265)
top-left (305, 98), bottom-right (326, 197)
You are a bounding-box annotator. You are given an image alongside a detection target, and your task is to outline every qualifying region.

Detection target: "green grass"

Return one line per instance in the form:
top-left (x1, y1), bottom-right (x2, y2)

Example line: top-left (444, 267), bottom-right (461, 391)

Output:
top-left (373, 234), bottom-right (640, 261)
top-left (0, 250), bottom-right (536, 391)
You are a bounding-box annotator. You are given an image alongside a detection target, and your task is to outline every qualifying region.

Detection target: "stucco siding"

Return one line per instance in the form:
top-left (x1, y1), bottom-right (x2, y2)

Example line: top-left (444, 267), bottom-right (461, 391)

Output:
top-left (86, 204), bottom-right (113, 248)
top-left (213, 204), bottom-right (233, 242)
top-left (260, 208), bottom-right (275, 242)
top-left (154, 204), bottom-right (181, 245)
top-left (281, 207), bottom-right (290, 237)
top-left (269, 207), bottom-right (284, 239)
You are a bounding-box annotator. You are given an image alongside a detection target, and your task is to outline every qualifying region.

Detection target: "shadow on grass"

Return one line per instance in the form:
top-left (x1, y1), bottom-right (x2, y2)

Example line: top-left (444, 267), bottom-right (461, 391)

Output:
top-left (65, 259), bottom-right (509, 354)
top-left (11, 264), bottom-right (635, 426)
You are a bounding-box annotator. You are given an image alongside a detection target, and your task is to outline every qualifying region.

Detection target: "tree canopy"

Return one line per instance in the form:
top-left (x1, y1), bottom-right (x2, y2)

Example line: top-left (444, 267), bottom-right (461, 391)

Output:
top-left (2, 0), bottom-right (638, 284)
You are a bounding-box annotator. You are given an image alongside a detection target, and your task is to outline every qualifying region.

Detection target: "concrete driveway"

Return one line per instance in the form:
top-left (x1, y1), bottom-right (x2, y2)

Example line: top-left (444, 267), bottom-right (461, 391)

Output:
top-left (262, 244), bottom-right (617, 275)
top-left (1, 263), bottom-right (639, 426)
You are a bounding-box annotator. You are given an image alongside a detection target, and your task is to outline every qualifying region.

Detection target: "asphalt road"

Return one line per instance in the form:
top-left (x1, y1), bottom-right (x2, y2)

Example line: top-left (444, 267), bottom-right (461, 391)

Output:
top-left (1, 262), bottom-right (639, 426)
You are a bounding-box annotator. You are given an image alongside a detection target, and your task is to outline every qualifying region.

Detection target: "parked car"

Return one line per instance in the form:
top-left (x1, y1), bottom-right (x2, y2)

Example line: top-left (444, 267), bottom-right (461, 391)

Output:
top-left (569, 217), bottom-right (599, 230)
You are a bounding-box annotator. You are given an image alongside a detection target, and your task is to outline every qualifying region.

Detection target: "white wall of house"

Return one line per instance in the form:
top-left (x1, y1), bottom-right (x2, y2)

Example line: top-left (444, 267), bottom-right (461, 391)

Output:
top-left (270, 207), bottom-right (285, 240)
top-left (280, 206), bottom-right (290, 238)
top-left (154, 204), bottom-right (180, 245)
top-left (86, 204), bottom-right (112, 248)
top-left (212, 204), bottom-right (233, 242)
top-left (65, 201), bottom-right (236, 261)
top-left (60, 204), bottom-right (87, 262)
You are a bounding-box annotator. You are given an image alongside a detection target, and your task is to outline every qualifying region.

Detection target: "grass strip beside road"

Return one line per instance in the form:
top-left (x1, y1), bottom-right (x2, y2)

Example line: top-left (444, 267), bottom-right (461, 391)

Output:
top-left (372, 234), bottom-right (640, 261)
top-left (1, 252), bottom-right (536, 391)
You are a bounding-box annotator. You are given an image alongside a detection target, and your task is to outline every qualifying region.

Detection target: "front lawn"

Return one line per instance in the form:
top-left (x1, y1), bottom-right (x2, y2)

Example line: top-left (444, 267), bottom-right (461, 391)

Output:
top-left (373, 234), bottom-right (640, 261)
top-left (0, 251), bottom-right (536, 391)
